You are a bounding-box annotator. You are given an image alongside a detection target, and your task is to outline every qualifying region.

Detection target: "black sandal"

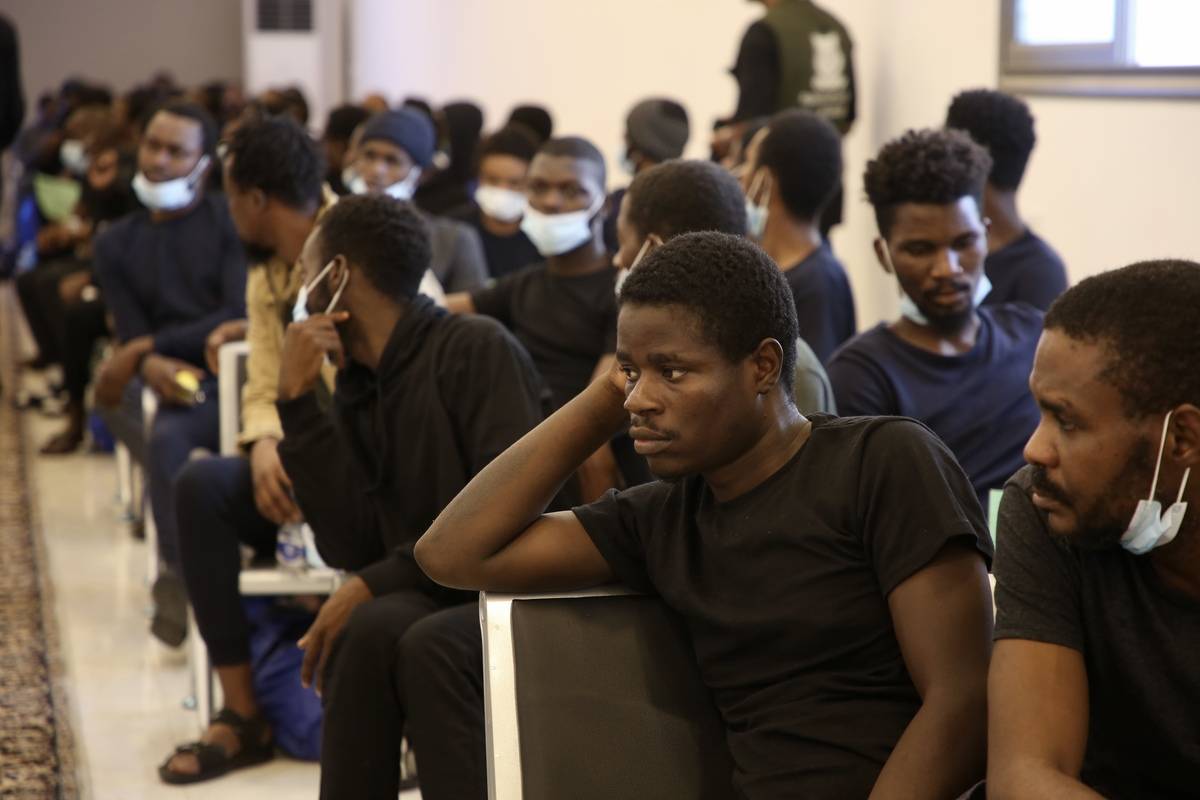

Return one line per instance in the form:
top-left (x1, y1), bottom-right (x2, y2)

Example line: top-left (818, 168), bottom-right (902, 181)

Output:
top-left (158, 708), bottom-right (274, 785)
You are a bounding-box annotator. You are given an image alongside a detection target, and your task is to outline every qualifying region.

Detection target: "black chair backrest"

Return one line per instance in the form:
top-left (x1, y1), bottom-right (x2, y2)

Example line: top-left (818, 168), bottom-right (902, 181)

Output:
top-left (511, 595), bottom-right (736, 800)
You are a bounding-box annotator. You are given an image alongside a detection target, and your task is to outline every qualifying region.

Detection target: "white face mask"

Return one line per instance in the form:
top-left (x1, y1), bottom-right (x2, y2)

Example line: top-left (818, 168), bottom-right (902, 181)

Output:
top-left (744, 169), bottom-right (769, 240)
top-left (293, 258), bottom-right (349, 323)
top-left (60, 139), bottom-right (89, 175)
top-left (619, 147), bottom-right (638, 178)
top-left (879, 243), bottom-right (992, 326)
top-left (347, 165), bottom-right (422, 200)
top-left (520, 196), bottom-right (603, 257)
top-left (475, 185), bottom-right (527, 223)
top-left (132, 155), bottom-right (210, 212)
top-left (614, 238), bottom-right (653, 297)
top-left (1121, 411), bottom-right (1192, 555)
top-left (383, 167), bottom-right (422, 201)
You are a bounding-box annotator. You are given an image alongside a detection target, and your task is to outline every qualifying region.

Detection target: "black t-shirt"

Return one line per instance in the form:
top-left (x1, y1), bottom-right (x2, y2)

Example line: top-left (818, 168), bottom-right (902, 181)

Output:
top-left (994, 466), bottom-right (1200, 799)
top-left (783, 242), bottom-right (856, 364)
top-left (470, 262), bottom-right (617, 410)
top-left (447, 202), bottom-right (542, 280)
top-left (573, 415), bottom-right (993, 799)
top-left (982, 229), bottom-right (1068, 312)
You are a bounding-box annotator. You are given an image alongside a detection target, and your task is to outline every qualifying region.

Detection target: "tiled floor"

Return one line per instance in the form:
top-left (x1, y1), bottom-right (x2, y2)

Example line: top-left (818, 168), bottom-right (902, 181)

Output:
top-left (25, 407), bottom-right (421, 799)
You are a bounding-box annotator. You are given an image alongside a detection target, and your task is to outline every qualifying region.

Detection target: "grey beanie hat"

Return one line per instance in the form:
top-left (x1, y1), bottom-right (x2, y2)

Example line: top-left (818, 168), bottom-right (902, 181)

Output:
top-left (625, 99), bottom-right (691, 162)
top-left (359, 108), bottom-right (436, 168)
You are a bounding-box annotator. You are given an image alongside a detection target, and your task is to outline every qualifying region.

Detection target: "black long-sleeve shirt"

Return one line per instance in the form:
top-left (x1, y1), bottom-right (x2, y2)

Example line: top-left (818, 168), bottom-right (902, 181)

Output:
top-left (276, 297), bottom-right (549, 600)
top-left (93, 192), bottom-right (246, 368)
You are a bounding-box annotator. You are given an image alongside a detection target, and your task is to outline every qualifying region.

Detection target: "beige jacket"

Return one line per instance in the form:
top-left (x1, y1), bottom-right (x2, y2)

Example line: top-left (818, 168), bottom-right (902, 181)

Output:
top-left (237, 192), bottom-right (337, 449)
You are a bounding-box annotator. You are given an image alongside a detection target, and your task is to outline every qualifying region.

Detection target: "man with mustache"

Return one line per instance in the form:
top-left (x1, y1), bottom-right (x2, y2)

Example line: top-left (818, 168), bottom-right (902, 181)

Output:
top-left (988, 260), bottom-right (1200, 799)
top-left (826, 128), bottom-right (1043, 510)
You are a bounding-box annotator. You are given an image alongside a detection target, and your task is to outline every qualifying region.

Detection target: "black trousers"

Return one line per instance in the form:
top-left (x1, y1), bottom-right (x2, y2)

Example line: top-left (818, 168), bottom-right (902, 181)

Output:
top-left (60, 295), bottom-right (107, 403)
top-left (14, 257), bottom-right (89, 365)
top-left (320, 598), bottom-right (486, 800)
top-left (175, 456), bottom-right (487, 800)
top-left (176, 456), bottom-right (278, 664)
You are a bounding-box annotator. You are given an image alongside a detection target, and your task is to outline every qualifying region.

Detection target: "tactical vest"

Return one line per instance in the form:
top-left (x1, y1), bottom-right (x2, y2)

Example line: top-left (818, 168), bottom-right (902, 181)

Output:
top-left (762, 0), bottom-right (854, 132)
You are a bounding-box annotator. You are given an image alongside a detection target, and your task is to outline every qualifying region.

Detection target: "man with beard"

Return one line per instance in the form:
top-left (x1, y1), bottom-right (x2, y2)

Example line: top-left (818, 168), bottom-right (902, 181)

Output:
top-left (988, 260), bottom-right (1200, 799)
top-left (827, 128), bottom-right (1042, 510)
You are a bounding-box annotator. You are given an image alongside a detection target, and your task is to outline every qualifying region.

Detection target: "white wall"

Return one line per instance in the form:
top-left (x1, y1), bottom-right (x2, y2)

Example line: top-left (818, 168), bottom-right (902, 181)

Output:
top-left (349, 0), bottom-right (1200, 327)
top-left (0, 0), bottom-right (241, 101)
top-left (350, 0), bottom-right (759, 166)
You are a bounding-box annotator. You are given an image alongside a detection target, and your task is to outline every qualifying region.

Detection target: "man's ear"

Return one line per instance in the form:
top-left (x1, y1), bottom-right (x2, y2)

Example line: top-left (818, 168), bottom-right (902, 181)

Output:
top-left (873, 237), bottom-right (893, 275)
top-left (751, 337), bottom-right (786, 395)
top-left (327, 254), bottom-right (350, 288)
top-left (1170, 404), bottom-right (1200, 467)
top-left (249, 186), bottom-right (268, 215)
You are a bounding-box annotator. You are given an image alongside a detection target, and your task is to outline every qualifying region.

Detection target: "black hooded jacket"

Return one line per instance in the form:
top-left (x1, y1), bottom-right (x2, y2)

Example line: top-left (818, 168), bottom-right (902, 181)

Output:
top-left (277, 295), bottom-right (548, 600)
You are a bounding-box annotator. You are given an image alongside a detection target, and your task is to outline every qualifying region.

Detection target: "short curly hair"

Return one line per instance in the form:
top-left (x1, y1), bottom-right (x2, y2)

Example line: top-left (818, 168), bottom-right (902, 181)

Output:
top-left (226, 115), bottom-right (324, 210)
top-left (946, 88), bottom-right (1036, 191)
top-left (864, 128), bottom-right (992, 238)
top-left (476, 125), bottom-right (539, 168)
top-left (619, 231), bottom-right (798, 394)
top-left (758, 109), bottom-right (843, 221)
top-left (1044, 259), bottom-right (1200, 417)
top-left (316, 195), bottom-right (432, 301)
top-left (625, 160), bottom-right (747, 241)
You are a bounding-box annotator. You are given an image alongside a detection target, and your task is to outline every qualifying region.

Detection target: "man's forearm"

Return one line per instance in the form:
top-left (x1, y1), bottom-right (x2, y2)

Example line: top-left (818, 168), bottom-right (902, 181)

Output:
top-left (870, 690), bottom-right (986, 800)
top-left (417, 376), bottom-right (627, 574)
top-left (989, 761), bottom-right (1104, 800)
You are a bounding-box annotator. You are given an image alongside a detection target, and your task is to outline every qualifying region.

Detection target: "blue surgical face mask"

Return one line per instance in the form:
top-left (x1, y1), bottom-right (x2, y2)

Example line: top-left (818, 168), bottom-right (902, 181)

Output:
top-left (880, 243), bottom-right (992, 326)
top-left (1121, 411), bottom-right (1192, 555)
top-left (293, 259), bottom-right (349, 323)
top-left (744, 169), bottom-right (770, 240)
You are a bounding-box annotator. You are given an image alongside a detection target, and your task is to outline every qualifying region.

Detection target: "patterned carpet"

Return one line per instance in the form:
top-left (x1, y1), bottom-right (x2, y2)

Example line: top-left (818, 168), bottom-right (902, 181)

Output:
top-left (0, 286), bottom-right (79, 798)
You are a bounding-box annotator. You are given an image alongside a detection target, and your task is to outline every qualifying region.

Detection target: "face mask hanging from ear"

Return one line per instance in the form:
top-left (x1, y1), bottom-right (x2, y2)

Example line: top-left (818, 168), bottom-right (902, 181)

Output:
top-left (614, 238), bottom-right (654, 297)
top-left (744, 169), bottom-right (770, 240)
top-left (879, 243), bottom-right (993, 326)
top-left (1121, 411), bottom-right (1192, 555)
top-left (293, 259), bottom-right (350, 323)
top-left (132, 155), bottom-right (211, 212)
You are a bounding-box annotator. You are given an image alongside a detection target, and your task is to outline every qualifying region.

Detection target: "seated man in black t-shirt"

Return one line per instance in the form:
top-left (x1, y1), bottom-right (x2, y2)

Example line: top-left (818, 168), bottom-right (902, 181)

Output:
top-left (989, 260), bottom-right (1200, 799)
top-left (446, 125), bottom-right (542, 279)
top-left (946, 89), bottom-right (1067, 311)
top-left (418, 232), bottom-right (995, 799)
top-left (828, 128), bottom-right (1043, 511)
top-left (446, 136), bottom-right (622, 501)
top-left (741, 109), bottom-right (855, 362)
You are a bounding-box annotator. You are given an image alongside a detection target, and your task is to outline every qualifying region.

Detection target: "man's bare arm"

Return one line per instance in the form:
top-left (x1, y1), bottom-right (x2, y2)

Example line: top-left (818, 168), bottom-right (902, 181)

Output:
top-left (987, 639), bottom-right (1101, 799)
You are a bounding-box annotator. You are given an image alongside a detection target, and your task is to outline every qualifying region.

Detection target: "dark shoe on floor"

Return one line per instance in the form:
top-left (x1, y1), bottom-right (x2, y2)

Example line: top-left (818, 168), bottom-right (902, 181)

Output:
top-left (150, 572), bottom-right (188, 647)
top-left (40, 427), bottom-right (84, 455)
top-left (158, 708), bottom-right (274, 785)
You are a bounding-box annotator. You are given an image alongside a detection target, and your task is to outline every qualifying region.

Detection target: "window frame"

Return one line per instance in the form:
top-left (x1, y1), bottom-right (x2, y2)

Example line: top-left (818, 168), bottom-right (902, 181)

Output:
top-left (998, 0), bottom-right (1200, 99)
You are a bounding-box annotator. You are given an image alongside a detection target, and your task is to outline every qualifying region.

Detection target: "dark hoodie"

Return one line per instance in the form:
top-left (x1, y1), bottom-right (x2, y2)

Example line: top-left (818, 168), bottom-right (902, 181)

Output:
top-left (276, 295), bottom-right (549, 599)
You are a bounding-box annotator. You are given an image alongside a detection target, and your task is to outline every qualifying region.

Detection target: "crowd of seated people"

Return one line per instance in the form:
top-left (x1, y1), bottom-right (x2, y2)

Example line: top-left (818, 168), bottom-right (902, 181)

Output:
top-left (5, 65), bottom-right (1197, 800)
